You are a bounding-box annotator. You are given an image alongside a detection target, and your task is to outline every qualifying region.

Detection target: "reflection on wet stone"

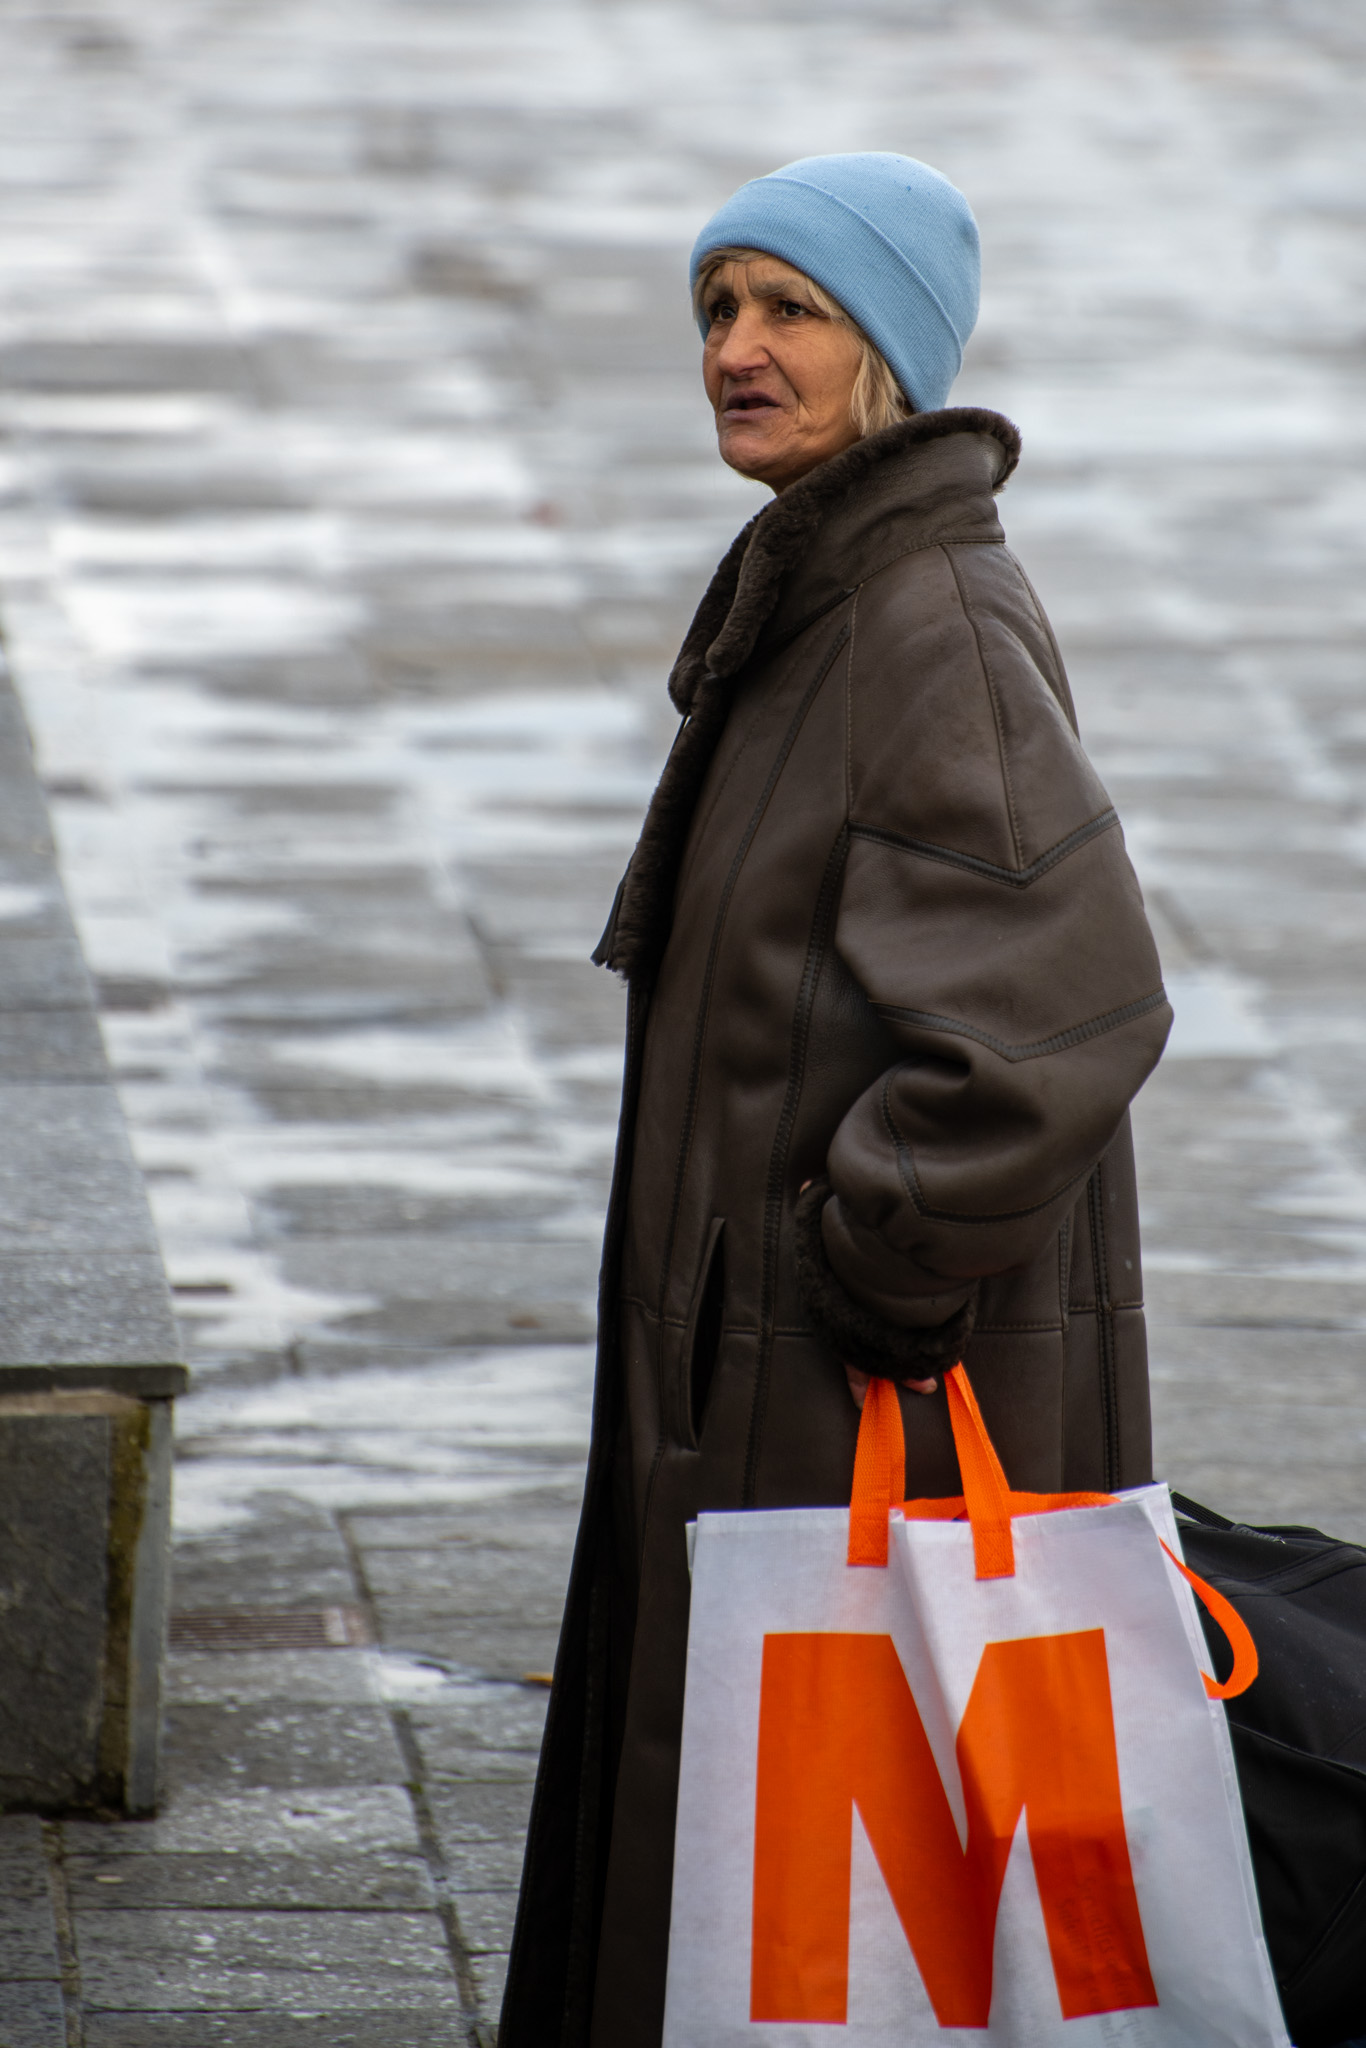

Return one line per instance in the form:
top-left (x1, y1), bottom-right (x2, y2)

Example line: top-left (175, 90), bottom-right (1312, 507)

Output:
top-left (0, 0), bottom-right (1364, 2034)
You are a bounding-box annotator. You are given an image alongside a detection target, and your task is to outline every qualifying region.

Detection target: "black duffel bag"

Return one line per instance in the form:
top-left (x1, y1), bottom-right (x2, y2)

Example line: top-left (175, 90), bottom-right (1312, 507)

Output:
top-left (1173, 1494), bottom-right (1366, 2048)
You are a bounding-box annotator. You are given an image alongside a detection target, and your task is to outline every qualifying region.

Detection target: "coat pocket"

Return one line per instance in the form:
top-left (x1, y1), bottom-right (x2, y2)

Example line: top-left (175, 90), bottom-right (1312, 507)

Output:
top-left (683, 1217), bottom-right (726, 1450)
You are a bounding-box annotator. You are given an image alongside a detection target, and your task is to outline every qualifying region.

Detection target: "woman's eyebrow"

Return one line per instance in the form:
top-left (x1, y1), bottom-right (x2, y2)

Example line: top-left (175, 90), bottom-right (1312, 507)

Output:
top-left (746, 274), bottom-right (821, 308)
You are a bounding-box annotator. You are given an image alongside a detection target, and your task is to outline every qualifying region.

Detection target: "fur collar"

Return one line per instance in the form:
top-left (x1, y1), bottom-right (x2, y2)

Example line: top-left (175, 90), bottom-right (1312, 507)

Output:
top-left (596, 406), bottom-right (1021, 982)
top-left (667, 407), bottom-right (1019, 714)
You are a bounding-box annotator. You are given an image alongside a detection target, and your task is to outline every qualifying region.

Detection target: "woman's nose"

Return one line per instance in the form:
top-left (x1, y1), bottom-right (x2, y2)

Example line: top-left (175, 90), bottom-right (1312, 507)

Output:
top-left (710, 305), bottom-right (769, 374)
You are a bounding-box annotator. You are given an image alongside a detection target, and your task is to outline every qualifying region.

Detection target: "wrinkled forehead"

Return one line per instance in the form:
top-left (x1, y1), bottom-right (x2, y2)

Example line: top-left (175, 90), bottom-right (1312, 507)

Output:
top-left (705, 255), bottom-right (820, 302)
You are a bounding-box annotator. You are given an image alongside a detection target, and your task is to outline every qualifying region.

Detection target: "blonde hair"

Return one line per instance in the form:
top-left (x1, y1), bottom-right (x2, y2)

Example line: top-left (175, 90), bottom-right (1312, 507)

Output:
top-left (693, 246), bottom-right (913, 438)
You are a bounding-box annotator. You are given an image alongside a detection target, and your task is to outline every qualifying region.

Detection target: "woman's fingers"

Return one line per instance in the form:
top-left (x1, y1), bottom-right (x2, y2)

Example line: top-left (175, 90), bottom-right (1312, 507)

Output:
top-left (843, 1365), bottom-right (938, 1408)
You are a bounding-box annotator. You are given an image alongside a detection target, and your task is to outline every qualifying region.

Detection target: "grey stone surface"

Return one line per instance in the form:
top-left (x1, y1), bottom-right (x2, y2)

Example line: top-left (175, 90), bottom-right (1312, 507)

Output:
top-left (0, 1822), bottom-right (64, 2047)
top-left (360, 1547), bottom-right (572, 1619)
top-left (469, 1953), bottom-right (511, 2028)
top-left (168, 1506), bottom-right (361, 1614)
top-left (73, 1908), bottom-right (463, 2012)
top-left (0, 1898), bottom-right (63, 1985)
top-left (85, 2016), bottom-right (471, 2047)
top-left (0, 938), bottom-right (91, 1012)
top-left (0, 1084), bottom-right (160, 1254)
top-left (1, 0), bottom-right (1364, 2033)
top-left (0, 1010), bottom-right (110, 1082)
top-left (162, 1704), bottom-right (406, 1790)
top-left (275, 1235), bottom-right (597, 1348)
top-left (0, 868), bottom-right (70, 940)
top-left (65, 1850), bottom-right (434, 1914)
top-left (0, 652), bottom-right (184, 1894)
top-left (0, 781), bottom-right (53, 859)
top-left (450, 1892), bottom-right (518, 1957)
top-left (427, 1834), bottom-right (527, 1895)
top-left (0, 1820), bottom-right (51, 1904)
top-left (0, 1255), bottom-right (185, 1374)
top-left (0, 1821), bottom-right (60, 1991)
top-left (426, 1784), bottom-right (536, 1848)
top-left (60, 1787), bottom-right (422, 1861)
top-left (377, 1623), bottom-right (564, 1686)
top-left (165, 1649), bottom-right (379, 1707)
top-left (0, 1394), bottom-right (178, 1816)
top-left (0, 1982), bottom-right (66, 2048)
top-left (0, 1410), bottom-right (110, 1807)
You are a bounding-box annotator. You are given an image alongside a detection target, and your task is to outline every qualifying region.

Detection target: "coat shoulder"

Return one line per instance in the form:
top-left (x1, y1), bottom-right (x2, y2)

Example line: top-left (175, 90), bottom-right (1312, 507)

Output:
top-left (847, 539), bottom-right (1115, 873)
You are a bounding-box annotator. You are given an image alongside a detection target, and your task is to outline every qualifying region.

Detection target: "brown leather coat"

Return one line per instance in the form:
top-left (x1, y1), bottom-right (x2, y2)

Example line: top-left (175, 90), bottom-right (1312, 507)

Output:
top-left (501, 410), bottom-right (1171, 2048)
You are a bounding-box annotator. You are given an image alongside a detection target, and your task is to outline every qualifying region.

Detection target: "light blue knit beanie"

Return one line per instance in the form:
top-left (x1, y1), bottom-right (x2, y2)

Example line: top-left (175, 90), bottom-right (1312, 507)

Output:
top-left (690, 153), bottom-right (980, 415)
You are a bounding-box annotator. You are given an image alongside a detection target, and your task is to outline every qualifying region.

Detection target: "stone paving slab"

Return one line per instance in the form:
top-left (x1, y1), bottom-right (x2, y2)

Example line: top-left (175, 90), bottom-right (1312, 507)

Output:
top-left (0, 1984), bottom-right (66, 2048)
top-left (0, 1821), bottom-right (64, 2048)
top-left (162, 1704), bottom-right (407, 1791)
top-left (60, 1788), bottom-right (422, 1862)
top-left (83, 2015), bottom-right (475, 2048)
top-left (73, 1908), bottom-right (465, 2012)
top-left (84, 2021), bottom-right (471, 2048)
top-left (64, 1851), bottom-right (435, 1915)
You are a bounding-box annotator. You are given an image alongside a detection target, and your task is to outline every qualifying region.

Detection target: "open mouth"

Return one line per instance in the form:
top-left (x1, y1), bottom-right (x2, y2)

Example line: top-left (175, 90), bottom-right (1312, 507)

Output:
top-left (723, 391), bottom-right (781, 415)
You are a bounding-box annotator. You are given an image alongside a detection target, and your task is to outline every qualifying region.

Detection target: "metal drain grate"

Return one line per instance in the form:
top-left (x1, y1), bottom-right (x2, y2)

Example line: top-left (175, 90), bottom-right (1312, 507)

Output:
top-left (169, 1606), bottom-right (373, 1652)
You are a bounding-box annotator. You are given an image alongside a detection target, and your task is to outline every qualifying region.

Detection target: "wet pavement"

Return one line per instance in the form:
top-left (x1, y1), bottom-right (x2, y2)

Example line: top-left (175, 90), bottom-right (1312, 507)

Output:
top-left (0, 0), bottom-right (1365, 2038)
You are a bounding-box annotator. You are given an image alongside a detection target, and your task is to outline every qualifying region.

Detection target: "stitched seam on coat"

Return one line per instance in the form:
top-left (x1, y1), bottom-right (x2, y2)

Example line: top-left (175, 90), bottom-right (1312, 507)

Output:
top-left (878, 1075), bottom-right (1096, 1225)
top-left (757, 533), bottom-right (1007, 664)
top-left (1089, 1164), bottom-right (1120, 1489)
top-left (881, 1073), bottom-right (929, 1221)
top-left (1008, 552), bottom-right (1081, 736)
top-left (945, 543), bottom-right (1022, 867)
top-left (872, 986), bottom-right (1169, 1063)
top-left (654, 618), bottom-right (851, 1317)
top-left (644, 624), bottom-right (850, 1552)
top-left (850, 530), bottom-right (1007, 606)
top-left (845, 587), bottom-right (858, 821)
top-left (974, 1319), bottom-right (1064, 1333)
top-left (676, 686), bottom-right (771, 881)
top-left (849, 807), bottom-right (1118, 887)
top-left (756, 583), bottom-right (861, 662)
top-left (745, 822), bottom-right (851, 1507)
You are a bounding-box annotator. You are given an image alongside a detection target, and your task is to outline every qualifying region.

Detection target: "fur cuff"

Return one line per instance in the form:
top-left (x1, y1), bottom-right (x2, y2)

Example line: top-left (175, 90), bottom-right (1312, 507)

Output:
top-left (794, 1178), bottom-right (978, 1377)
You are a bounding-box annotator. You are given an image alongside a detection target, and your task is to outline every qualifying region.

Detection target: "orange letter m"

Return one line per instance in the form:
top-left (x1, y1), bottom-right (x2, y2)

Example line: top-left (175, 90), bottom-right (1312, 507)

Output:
top-left (751, 1629), bottom-right (1157, 2026)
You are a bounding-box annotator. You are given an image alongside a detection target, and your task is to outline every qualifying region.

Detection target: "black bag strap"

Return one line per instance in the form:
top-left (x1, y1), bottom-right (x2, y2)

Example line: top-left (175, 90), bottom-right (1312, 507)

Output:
top-left (1171, 1492), bottom-right (1235, 1531)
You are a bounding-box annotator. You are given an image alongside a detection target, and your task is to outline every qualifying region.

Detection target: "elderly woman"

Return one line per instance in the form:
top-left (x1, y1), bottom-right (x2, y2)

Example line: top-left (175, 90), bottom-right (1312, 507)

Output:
top-left (502, 153), bottom-right (1170, 2047)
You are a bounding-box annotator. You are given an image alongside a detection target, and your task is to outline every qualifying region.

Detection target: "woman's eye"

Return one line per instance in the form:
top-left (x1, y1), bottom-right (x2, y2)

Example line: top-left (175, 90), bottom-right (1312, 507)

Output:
top-left (780, 300), bottom-right (808, 317)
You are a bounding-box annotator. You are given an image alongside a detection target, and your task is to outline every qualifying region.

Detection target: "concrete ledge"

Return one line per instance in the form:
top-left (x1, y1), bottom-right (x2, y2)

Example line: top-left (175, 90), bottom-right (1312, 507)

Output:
top-left (0, 646), bottom-right (185, 1815)
top-left (0, 1255), bottom-right (187, 1382)
top-left (0, 1393), bottom-right (173, 1815)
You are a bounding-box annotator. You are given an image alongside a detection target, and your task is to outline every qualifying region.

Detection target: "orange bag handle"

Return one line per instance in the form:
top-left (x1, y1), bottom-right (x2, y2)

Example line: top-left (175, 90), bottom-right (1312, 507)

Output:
top-left (847, 1374), bottom-right (905, 1568)
top-left (846, 1363), bottom-right (1258, 1699)
top-left (1158, 1541), bottom-right (1259, 1701)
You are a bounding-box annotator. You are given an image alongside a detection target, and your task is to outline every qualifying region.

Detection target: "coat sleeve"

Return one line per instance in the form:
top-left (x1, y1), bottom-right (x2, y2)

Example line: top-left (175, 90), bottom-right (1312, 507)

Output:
top-left (796, 541), bottom-right (1171, 1375)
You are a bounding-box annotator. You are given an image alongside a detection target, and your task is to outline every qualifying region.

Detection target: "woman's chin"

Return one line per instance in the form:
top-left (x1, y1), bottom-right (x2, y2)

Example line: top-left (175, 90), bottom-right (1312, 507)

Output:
top-left (717, 428), bottom-right (791, 484)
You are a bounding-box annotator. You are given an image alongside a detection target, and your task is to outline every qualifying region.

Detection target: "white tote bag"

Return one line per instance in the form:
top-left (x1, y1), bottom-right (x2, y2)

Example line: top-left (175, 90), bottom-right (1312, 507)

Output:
top-left (663, 1366), bottom-right (1289, 2047)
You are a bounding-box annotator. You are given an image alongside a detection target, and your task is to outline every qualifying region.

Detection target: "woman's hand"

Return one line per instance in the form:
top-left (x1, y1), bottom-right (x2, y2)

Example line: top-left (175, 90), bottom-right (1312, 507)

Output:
top-left (843, 1364), bottom-right (937, 1411)
top-left (797, 1180), bottom-right (941, 1411)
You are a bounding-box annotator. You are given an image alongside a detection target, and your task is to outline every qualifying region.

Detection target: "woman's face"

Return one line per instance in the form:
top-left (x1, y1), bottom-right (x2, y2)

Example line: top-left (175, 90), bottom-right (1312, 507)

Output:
top-left (701, 258), bottom-right (864, 493)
